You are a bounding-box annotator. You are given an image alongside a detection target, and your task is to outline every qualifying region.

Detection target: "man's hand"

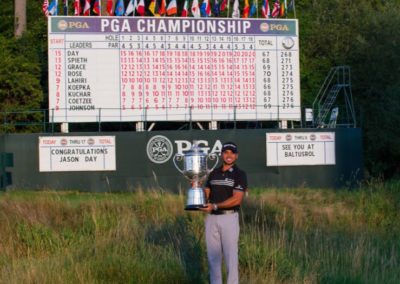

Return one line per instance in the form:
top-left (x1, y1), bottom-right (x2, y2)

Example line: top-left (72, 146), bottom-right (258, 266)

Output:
top-left (191, 181), bottom-right (203, 188)
top-left (199, 203), bottom-right (213, 213)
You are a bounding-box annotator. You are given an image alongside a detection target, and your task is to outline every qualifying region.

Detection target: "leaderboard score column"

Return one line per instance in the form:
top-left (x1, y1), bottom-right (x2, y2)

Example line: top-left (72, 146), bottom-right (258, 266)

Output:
top-left (232, 35), bottom-right (256, 120)
top-left (255, 37), bottom-right (278, 120)
top-left (209, 35), bottom-right (234, 120)
top-left (119, 34), bottom-right (145, 121)
top-left (48, 35), bottom-right (66, 122)
top-left (277, 36), bottom-right (301, 120)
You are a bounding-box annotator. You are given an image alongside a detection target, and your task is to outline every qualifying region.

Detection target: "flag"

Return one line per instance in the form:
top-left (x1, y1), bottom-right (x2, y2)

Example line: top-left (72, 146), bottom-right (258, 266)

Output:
top-left (63, 0), bottom-right (68, 15)
top-left (181, 0), bottom-right (189, 16)
top-left (271, 0), bottom-right (280, 18)
top-left (73, 0), bottom-right (81, 15)
top-left (242, 0), bottom-right (250, 18)
top-left (106, 0), bottom-right (114, 15)
top-left (48, 0), bottom-right (58, 15)
top-left (158, 0), bottom-right (167, 15)
top-left (249, 0), bottom-right (257, 17)
top-left (200, 0), bottom-right (211, 17)
top-left (191, 0), bottom-right (200, 17)
top-left (83, 0), bottom-right (90, 16)
top-left (125, 0), bottom-right (137, 15)
top-left (232, 0), bottom-right (240, 18)
top-left (115, 0), bottom-right (125, 16)
top-left (261, 0), bottom-right (270, 18)
top-left (287, 0), bottom-right (294, 11)
top-left (153, 0), bottom-right (161, 16)
top-left (148, 0), bottom-right (156, 15)
top-left (167, 0), bottom-right (177, 15)
top-left (280, 0), bottom-right (285, 17)
top-left (212, 0), bottom-right (220, 16)
top-left (220, 0), bottom-right (227, 11)
top-left (93, 0), bottom-right (101, 15)
top-left (137, 0), bottom-right (145, 15)
top-left (42, 0), bottom-right (49, 16)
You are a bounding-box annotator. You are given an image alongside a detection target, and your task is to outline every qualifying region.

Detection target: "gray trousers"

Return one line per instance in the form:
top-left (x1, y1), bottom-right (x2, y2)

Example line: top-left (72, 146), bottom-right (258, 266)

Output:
top-left (205, 212), bottom-right (240, 284)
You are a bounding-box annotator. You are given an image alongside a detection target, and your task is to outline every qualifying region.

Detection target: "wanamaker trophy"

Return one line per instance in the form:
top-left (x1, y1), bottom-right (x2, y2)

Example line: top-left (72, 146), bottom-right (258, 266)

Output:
top-left (173, 142), bottom-right (219, 210)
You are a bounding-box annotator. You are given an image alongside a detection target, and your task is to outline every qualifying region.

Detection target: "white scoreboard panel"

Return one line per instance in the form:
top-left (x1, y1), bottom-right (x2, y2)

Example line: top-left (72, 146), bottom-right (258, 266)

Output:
top-left (48, 17), bottom-right (300, 123)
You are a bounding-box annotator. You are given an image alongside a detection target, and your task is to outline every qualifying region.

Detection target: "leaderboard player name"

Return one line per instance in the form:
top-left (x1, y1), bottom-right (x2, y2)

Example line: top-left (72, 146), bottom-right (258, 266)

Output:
top-left (100, 19), bottom-right (251, 34)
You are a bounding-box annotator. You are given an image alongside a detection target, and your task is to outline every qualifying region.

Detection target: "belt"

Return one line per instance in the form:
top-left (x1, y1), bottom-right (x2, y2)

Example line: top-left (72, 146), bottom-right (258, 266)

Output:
top-left (210, 210), bottom-right (238, 215)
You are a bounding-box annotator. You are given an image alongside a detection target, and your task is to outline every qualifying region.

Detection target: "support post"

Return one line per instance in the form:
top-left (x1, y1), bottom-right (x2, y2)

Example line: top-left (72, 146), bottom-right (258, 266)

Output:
top-left (209, 121), bottom-right (218, 130)
top-left (61, 123), bottom-right (69, 133)
top-left (136, 122), bottom-right (145, 132)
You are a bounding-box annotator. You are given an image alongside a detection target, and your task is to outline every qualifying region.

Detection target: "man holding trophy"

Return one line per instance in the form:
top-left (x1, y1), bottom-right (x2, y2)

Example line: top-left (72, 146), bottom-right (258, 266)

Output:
top-left (174, 141), bottom-right (247, 283)
top-left (200, 142), bottom-right (248, 284)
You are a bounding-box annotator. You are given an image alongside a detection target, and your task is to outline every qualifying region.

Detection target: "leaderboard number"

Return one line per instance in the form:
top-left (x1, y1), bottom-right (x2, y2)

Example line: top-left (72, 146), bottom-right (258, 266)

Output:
top-left (53, 49), bottom-right (63, 111)
top-left (261, 51), bottom-right (272, 109)
top-left (280, 51), bottom-right (295, 109)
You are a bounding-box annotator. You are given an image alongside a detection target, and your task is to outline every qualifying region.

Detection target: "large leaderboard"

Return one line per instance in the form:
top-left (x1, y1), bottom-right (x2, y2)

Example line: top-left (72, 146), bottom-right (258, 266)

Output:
top-left (48, 17), bottom-right (300, 123)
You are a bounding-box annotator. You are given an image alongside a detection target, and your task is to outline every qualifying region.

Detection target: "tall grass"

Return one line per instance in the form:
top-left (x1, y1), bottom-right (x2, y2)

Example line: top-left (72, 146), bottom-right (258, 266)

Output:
top-left (0, 181), bottom-right (399, 283)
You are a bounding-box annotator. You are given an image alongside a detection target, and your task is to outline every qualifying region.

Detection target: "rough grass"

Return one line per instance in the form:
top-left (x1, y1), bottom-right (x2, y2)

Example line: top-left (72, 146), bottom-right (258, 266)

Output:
top-left (0, 180), bottom-right (399, 283)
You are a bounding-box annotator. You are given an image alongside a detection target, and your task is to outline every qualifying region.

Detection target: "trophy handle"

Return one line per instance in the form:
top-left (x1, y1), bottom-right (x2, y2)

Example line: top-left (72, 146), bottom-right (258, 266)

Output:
top-left (208, 153), bottom-right (219, 172)
top-left (173, 154), bottom-right (185, 174)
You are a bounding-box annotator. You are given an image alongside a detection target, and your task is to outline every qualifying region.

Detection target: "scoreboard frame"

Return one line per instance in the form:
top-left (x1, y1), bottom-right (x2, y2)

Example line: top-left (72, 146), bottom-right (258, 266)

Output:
top-left (48, 16), bottom-right (301, 123)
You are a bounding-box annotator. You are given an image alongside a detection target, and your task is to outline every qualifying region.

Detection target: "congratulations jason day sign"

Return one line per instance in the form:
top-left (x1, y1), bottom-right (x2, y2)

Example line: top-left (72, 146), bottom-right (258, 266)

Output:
top-left (39, 136), bottom-right (116, 172)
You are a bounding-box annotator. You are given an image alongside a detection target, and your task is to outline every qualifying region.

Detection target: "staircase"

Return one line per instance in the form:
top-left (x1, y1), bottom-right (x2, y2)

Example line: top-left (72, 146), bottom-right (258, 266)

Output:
top-left (312, 66), bottom-right (356, 128)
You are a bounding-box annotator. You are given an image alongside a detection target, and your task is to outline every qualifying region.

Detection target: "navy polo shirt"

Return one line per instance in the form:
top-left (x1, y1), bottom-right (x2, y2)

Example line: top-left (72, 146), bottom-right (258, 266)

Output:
top-left (205, 164), bottom-right (248, 211)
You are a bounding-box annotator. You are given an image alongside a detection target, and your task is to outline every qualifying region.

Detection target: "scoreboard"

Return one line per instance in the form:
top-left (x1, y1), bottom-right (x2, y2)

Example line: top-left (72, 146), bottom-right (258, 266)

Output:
top-left (48, 17), bottom-right (300, 123)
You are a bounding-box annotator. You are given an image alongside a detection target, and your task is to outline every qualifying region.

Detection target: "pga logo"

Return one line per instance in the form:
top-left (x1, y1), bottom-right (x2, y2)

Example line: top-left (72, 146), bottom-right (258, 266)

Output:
top-left (146, 135), bottom-right (222, 164)
top-left (174, 140), bottom-right (222, 155)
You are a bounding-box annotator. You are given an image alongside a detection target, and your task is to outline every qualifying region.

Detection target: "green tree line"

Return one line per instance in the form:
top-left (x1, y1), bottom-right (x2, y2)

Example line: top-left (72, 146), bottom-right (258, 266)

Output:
top-left (0, 0), bottom-right (399, 178)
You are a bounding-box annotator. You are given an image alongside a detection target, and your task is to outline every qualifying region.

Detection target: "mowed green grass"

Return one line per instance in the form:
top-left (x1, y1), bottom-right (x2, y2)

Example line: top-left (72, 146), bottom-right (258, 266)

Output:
top-left (0, 181), bottom-right (399, 284)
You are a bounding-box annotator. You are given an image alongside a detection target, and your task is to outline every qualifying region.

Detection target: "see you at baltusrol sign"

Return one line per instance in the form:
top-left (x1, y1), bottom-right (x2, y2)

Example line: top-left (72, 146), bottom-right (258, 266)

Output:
top-left (39, 136), bottom-right (116, 172)
top-left (266, 132), bottom-right (335, 166)
top-left (48, 16), bottom-right (300, 123)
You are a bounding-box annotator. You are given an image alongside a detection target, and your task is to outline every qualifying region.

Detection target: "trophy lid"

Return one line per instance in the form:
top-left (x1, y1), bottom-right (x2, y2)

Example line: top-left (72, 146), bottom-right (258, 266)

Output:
top-left (183, 142), bottom-right (207, 157)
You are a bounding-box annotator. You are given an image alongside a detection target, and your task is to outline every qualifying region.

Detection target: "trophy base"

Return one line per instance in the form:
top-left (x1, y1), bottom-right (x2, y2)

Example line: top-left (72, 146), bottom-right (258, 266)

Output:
top-left (185, 204), bottom-right (208, 211)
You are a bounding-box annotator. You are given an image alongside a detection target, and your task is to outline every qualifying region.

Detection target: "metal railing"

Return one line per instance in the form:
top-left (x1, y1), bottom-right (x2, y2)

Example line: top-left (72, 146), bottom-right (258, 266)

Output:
top-left (0, 102), bottom-right (358, 133)
top-left (0, 109), bottom-right (47, 133)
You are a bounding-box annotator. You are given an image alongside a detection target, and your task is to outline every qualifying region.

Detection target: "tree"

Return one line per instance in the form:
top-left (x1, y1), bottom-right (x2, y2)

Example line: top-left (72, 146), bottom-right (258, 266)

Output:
top-left (0, 36), bottom-right (44, 132)
top-left (298, 0), bottom-right (400, 177)
top-left (14, 0), bottom-right (27, 37)
top-left (0, 0), bottom-right (47, 132)
top-left (349, 4), bottom-right (400, 177)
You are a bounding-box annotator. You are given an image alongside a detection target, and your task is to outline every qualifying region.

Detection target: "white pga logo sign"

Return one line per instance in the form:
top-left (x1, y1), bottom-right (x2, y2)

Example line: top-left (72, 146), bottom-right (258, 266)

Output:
top-left (146, 135), bottom-right (222, 164)
top-left (175, 139), bottom-right (222, 155)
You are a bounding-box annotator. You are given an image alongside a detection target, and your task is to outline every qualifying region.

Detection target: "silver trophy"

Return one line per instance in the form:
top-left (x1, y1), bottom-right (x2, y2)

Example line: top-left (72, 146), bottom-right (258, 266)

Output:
top-left (173, 142), bottom-right (219, 210)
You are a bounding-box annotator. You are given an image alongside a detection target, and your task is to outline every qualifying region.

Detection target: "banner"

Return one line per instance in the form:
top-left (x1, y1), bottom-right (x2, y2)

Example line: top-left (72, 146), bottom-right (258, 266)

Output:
top-left (266, 132), bottom-right (335, 166)
top-left (39, 136), bottom-right (116, 172)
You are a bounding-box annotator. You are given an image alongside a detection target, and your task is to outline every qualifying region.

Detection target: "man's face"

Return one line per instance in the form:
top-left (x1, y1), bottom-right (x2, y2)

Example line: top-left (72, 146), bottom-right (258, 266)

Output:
top-left (222, 150), bottom-right (238, 166)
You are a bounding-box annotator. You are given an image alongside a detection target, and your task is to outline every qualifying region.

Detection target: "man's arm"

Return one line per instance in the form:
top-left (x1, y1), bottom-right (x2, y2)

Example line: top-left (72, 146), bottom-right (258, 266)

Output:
top-left (200, 190), bottom-right (245, 213)
top-left (214, 190), bottom-right (244, 209)
top-left (204, 187), bottom-right (210, 201)
top-left (199, 187), bottom-right (211, 212)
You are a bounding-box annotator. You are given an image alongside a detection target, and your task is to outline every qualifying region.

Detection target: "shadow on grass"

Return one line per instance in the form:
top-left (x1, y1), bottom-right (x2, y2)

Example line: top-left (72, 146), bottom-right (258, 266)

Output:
top-left (145, 214), bottom-right (207, 284)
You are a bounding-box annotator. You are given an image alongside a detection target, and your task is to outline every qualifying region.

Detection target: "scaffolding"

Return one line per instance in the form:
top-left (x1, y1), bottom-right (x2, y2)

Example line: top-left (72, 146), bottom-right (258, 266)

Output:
top-left (312, 66), bottom-right (356, 128)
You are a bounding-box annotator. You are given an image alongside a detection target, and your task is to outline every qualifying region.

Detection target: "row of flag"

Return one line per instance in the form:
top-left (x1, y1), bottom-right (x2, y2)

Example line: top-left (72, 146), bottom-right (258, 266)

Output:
top-left (42, 0), bottom-right (294, 18)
